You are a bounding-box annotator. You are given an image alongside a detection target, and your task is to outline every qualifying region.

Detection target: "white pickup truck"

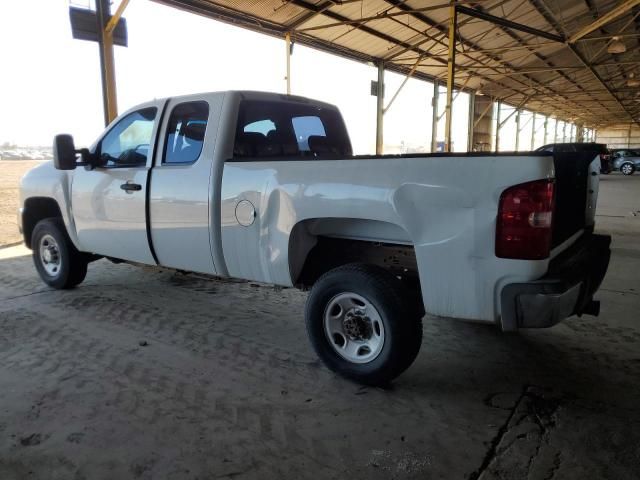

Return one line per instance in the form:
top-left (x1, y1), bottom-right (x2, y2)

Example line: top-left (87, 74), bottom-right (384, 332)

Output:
top-left (19, 91), bottom-right (610, 385)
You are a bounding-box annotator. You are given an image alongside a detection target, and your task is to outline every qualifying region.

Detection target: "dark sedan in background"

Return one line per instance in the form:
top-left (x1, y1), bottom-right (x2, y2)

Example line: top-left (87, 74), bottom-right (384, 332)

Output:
top-left (535, 143), bottom-right (612, 174)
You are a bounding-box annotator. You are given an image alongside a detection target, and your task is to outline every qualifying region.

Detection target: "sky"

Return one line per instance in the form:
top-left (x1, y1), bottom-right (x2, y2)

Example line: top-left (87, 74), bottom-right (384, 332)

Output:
top-left (0, 0), bottom-right (583, 153)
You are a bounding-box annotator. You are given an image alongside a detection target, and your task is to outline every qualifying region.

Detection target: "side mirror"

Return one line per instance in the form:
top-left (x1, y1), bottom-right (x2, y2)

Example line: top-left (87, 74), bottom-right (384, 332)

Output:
top-left (53, 134), bottom-right (78, 170)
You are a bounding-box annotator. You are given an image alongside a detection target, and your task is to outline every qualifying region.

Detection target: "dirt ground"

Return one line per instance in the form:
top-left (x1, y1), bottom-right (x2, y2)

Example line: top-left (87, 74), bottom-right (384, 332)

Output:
top-left (0, 170), bottom-right (639, 479)
top-left (0, 160), bottom-right (43, 246)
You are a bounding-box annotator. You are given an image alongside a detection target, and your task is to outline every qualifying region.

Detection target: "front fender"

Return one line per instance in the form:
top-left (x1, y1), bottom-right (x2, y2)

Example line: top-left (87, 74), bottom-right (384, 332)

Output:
top-left (20, 161), bottom-right (80, 249)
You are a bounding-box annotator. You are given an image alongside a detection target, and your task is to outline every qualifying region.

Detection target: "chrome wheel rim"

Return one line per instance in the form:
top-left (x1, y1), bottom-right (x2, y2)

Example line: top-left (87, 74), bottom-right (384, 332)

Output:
top-left (323, 292), bottom-right (385, 364)
top-left (39, 234), bottom-right (61, 277)
top-left (622, 164), bottom-right (633, 175)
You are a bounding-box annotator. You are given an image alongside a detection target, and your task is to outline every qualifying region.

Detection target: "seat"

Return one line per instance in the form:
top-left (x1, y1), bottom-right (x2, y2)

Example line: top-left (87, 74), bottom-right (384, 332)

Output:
top-left (308, 135), bottom-right (341, 158)
top-left (168, 122), bottom-right (206, 163)
top-left (234, 132), bottom-right (269, 158)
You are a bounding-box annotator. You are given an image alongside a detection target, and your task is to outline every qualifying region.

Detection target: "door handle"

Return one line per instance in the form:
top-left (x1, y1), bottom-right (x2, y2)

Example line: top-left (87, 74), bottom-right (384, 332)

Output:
top-left (120, 182), bottom-right (142, 193)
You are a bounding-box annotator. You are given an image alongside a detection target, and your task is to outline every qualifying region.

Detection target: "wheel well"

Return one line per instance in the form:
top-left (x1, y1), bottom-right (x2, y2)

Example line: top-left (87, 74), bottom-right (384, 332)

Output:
top-left (289, 219), bottom-right (420, 294)
top-left (22, 197), bottom-right (63, 248)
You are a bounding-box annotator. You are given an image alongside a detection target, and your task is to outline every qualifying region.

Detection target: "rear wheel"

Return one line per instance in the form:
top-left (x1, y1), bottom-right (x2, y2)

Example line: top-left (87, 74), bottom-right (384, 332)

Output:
top-left (32, 218), bottom-right (88, 289)
top-left (305, 264), bottom-right (423, 386)
top-left (621, 162), bottom-right (635, 175)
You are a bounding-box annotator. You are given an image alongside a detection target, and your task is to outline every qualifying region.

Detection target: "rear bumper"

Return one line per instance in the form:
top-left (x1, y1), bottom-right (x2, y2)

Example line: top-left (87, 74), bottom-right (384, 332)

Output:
top-left (500, 233), bottom-right (611, 331)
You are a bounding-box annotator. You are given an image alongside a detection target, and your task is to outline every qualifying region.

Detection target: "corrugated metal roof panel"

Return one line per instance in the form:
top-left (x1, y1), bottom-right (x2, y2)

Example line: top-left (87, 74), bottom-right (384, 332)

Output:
top-left (151, 0), bottom-right (640, 126)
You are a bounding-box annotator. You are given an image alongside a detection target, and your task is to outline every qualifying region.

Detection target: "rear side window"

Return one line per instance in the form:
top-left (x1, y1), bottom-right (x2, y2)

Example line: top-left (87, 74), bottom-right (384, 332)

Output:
top-left (233, 100), bottom-right (352, 160)
top-left (163, 101), bottom-right (209, 164)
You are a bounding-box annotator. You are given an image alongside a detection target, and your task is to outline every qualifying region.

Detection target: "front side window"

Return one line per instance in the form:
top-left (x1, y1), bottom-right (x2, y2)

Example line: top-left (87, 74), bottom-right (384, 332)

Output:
top-left (163, 101), bottom-right (209, 164)
top-left (99, 107), bottom-right (157, 167)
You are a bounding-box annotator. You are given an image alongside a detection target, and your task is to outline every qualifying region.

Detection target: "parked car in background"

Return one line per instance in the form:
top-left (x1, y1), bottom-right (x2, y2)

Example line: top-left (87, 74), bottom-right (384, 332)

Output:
top-left (611, 149), bottom-right (640, 175)
top-left (535, 143), bottom-right (611, 174)
top-left (610, 148), bottom-right (639, 157)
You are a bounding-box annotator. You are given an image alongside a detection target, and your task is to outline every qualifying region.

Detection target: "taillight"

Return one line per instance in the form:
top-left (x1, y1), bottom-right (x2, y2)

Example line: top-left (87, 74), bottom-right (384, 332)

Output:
top-left (496, 179), bottom-right (555, 260)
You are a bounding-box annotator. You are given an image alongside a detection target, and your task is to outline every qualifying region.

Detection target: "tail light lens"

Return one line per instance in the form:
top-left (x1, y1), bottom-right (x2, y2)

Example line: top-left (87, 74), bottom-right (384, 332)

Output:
top-left (496, 179), bottom-right (555, 260)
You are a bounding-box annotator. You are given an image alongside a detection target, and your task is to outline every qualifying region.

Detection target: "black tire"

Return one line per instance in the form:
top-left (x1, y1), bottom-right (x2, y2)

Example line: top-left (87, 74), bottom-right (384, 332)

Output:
top-left (305, 264), bottom-right (423, 386)
top-left (31, 218), bottom-right (88, 289)
top-left (621, 162), bottom-right (635, 175)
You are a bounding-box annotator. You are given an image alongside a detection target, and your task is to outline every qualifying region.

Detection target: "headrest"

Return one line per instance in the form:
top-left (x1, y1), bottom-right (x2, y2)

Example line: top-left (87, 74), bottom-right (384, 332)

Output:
top-left (239, 132), bottom-right (268, 144)
top-left (265, 130), bottom-right (297, 156)
top-left (182, 122), bottom-right (206, 142)
top-left (308, 135), bottom-right (335, 154)
top-left (234, 132), bottom-right (268, 157)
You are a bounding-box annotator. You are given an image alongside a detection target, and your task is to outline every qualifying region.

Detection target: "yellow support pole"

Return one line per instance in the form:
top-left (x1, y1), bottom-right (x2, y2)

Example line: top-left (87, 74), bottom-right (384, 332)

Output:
top-left (105, 0), bottom-right (131, 34)
top-left (97, 0), bottom-right (118, 125)
top-left (444, 2), bottom-right (457, 152)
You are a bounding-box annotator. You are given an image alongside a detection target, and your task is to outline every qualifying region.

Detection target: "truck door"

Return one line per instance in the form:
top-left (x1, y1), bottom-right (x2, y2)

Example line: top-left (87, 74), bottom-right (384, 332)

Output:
top-left (147, 96), bottom-right (222, 274)
top-left (71, 103), bottom-right (163, 264)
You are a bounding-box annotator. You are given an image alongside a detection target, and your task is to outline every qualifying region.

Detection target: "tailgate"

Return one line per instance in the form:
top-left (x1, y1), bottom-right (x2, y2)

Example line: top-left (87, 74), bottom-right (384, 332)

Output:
top-left (552, 151), bottom-right (599, 248)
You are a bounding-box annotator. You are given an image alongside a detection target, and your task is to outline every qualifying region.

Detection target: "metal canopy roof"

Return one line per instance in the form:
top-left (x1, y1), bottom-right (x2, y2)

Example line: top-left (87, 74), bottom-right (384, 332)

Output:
top-left (153, 0), bottom-right (640, 127)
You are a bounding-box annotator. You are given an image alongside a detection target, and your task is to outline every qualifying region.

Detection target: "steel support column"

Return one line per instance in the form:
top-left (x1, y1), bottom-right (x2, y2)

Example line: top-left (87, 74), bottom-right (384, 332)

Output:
top-left (444, 3), bottom-right (457, 152)
top-left (515, 109), bottom-right (521, 151)
top-left (97, 0), bottom-right (118, 125)
top-left (530, 113), bottom-right (536, 150)
top-left (543, 116), bottom-right (548, 144)
top-left (562, 122), bottom-right (567, 142)
top-left (376, 62), bottom-right (384, 155)
top-left (467, 91), bottom-right (475, 151)
top-left (495, 101), bottom-right (501, 152)
top-left (285, 32), bottom-right (291, 94)
top-left (431, 80), bottom-right (439, 152)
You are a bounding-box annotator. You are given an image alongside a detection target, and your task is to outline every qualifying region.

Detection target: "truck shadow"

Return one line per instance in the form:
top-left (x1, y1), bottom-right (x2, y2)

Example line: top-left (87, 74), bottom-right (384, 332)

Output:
top-left (400, 314), bottom-right (640, 409)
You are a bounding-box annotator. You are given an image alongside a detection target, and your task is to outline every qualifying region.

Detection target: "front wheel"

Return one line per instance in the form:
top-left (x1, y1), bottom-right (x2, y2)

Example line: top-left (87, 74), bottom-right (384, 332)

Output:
top-left (32, 218), bottom-right (88, 289)
top-left (305, 264), bottom-right (423, 386)
top-left (621, 162), bottom-right (635, 175)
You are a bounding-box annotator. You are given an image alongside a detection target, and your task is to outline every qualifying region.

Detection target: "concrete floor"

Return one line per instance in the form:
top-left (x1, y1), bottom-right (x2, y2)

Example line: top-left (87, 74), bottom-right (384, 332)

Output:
top-left (0, 174), bottom-right (638, 480)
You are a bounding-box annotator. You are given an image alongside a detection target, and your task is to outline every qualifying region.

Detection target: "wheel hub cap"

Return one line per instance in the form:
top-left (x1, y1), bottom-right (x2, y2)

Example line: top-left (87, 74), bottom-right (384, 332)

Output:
top-left (343, 310), bottom-right (373, 341)
top-left (323, 293), bottom-right (385, 364)
top-left (39, 234), bottom-right (61, 277)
